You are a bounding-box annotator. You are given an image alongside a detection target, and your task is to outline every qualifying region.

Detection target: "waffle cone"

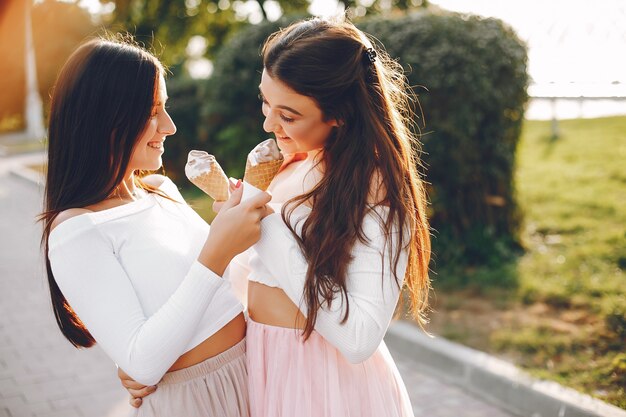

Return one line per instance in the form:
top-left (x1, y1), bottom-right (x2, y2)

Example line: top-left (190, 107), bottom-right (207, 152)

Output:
top-left (244, 159), bottom-right (283, 191)
top-left (189, 168), bottom-right (229, 201)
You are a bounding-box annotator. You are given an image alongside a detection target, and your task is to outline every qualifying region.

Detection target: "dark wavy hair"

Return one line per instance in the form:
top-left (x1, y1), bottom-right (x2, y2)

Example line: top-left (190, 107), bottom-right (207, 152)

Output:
top-left (262, 17), bottom-right (432, 338)
top-left (38, 37), bottom-right (167, 348)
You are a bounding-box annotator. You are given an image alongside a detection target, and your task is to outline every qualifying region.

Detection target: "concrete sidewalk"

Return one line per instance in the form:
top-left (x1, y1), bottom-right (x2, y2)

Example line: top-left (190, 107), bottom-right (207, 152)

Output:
top-left (0, 157), bottom-right (518, 417)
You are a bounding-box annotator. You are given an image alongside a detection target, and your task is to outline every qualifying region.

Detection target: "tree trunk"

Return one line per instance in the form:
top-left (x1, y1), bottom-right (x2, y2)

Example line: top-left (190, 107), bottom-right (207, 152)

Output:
top-left (24, 0), bottom-right (45, 141)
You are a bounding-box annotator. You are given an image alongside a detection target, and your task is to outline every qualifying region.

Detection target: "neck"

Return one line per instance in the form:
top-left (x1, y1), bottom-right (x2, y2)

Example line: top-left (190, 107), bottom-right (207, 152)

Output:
top-left (306, 148), bottom-right (323, 162)
top-left (110, 174), bottom-right (141, 200)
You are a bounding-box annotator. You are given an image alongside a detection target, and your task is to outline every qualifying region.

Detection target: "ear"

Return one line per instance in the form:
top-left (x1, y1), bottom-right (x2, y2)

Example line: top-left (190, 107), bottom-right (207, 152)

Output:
top-left (327, 118), bottom-right (343, 127)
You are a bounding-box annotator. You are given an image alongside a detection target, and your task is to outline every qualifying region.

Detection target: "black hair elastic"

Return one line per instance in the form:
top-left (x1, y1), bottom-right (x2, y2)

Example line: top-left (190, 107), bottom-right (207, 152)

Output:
top-left (364, 48), bottom-right (377, 65)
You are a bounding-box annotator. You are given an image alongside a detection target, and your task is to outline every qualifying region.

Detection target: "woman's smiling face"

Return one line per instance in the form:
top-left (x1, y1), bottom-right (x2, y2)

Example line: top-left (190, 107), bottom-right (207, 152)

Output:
top-left (129, 74), bottom-right (176, 171)
top-left (259, 69), bottom-right (337, 155)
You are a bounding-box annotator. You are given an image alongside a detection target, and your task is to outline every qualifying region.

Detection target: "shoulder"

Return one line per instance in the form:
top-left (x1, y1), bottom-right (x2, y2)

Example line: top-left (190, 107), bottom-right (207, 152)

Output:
top-left (143, 174), bottom-right (185, 202)
top-left (142, 174), bottom-right (169, 188)
top-left (50, 208), bottom-right (94, 232)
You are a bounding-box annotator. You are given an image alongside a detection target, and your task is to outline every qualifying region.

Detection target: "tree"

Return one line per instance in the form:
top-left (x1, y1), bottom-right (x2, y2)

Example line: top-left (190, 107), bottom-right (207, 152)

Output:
top-left (100, 0), bottom-right (429, 68)
top-left (101, 0), bottom-right (310, 67)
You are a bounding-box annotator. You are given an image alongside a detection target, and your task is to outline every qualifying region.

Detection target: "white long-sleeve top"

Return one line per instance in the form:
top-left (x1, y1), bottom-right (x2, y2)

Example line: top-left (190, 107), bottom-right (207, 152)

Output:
top-left (48, 177), bottom-right (243, 385)
top-left (249, 204), bottom-right (409, 364)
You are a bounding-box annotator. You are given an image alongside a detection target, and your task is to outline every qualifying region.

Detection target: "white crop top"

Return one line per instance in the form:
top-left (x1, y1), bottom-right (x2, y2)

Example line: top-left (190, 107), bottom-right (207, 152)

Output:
top-left (249, 204), bottom-right (410, 364)
top-left (48, 177), bottom-right (243, 385)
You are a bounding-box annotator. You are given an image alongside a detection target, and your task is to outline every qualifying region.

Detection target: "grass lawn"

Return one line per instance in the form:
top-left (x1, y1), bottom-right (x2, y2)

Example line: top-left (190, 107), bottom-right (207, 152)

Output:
top-left (426, 116), bottom-right (626, 408)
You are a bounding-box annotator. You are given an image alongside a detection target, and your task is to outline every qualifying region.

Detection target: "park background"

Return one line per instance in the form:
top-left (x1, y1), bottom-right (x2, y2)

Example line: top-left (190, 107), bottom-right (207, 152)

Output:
top-left (0, 0), bottom-right (624, 413)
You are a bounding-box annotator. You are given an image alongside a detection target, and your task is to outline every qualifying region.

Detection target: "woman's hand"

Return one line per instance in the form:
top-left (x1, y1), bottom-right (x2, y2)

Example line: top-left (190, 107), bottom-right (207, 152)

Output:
top-left (117, 367), bottom-right (156, 408)
top-left (199, 180), bottom-right (272, 275)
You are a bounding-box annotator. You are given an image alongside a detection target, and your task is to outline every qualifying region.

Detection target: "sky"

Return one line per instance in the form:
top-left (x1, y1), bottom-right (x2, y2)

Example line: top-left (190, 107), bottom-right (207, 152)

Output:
top-left (313, 0), bottom-right (626, 92)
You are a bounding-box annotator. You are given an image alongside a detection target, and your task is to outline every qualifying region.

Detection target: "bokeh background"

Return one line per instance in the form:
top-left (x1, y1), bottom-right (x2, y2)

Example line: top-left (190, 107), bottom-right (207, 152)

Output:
top-left (1, 0), bottom-right (625, 409)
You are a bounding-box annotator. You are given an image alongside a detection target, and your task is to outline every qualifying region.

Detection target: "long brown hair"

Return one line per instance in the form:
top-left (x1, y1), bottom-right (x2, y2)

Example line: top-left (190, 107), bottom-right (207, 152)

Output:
top-left (262, 17), bottom-right (432, 338)
top-left (39, 37), bottom-right (167, 348)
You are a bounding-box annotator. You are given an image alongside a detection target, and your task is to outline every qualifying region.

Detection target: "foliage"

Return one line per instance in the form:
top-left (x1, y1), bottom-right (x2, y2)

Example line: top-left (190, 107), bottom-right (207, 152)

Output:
top-left (102, 0), bottom-right (312, 66)
top-left (102, 0), bottom-right (430, 68)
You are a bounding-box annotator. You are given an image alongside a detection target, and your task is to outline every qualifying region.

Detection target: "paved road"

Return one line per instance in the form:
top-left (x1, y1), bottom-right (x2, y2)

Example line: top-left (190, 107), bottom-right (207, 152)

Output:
top-left (0, 154), bottom-right (515, 417)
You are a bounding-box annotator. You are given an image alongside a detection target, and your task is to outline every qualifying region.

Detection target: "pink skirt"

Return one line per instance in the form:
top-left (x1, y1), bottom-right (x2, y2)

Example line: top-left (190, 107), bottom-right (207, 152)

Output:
top-left (246, 319), bottom-right (414, 417)
top-left (136, 338), bottom-right (249, 417)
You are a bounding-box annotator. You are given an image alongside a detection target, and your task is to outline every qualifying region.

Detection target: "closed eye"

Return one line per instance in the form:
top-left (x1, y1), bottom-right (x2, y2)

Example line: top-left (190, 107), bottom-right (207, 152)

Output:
top-left (259, 93), bottom-right (294, 123)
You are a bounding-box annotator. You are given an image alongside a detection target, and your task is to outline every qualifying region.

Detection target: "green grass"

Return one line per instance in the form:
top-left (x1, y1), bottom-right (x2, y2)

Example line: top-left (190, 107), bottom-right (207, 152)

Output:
top-left (429, 116), bottom-right (626, 409)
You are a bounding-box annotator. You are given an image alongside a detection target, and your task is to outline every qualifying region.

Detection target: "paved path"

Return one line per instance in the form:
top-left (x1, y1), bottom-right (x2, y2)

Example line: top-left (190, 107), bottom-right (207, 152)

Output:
top-left (0, 154), bottom-right (516, 417)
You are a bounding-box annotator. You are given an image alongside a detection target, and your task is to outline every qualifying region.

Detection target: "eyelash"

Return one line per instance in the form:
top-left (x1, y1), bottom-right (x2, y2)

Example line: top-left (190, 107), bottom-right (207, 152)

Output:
top-left (258, 93), bottom-right (295, 123)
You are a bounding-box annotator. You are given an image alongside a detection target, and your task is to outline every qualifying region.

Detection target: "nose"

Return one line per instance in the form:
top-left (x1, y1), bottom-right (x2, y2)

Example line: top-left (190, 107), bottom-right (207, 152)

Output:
top-left (158, 110), bottom-right (177, 136)
top-left (262, 110), bottom-right (279, 133)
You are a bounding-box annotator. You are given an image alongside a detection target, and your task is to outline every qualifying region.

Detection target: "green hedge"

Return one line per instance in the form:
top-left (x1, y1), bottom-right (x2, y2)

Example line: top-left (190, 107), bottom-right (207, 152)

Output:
top-left (164, 12), bottom-right (529, 277)
top-left (360, 14), bottom-right (529, 269)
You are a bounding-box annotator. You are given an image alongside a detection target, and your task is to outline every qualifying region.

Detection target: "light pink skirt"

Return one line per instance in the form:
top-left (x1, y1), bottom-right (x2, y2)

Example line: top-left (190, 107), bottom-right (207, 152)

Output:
top-left (246, 319), bottom-right (414, 417)
top-left (135, 338), bottom-right (249, 417)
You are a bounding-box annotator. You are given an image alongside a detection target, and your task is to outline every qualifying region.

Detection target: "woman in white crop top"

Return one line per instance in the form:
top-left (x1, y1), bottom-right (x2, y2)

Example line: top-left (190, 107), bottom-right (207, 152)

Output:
top-left (243, 18), bottom-right (432, 417)
top-left (127, 17), bottom-right (432, 417)
top-left (40, 38), bottom-right (271, 417)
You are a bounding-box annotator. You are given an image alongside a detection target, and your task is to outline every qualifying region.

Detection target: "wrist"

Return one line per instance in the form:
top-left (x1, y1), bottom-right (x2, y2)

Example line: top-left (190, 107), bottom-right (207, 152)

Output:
top-left (198, 238), bottom-right (233, 277)
top-left (198, 252), bottom-right (230, 277)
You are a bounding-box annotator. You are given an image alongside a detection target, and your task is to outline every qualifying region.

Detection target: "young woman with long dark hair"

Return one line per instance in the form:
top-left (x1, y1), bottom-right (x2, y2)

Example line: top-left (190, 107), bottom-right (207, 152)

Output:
top-left (124, 16), bottom-right (431, 417)
top-left (40, 38), bottom-right (271, 417)
top-left (241, 17), bottom-right (431, 417)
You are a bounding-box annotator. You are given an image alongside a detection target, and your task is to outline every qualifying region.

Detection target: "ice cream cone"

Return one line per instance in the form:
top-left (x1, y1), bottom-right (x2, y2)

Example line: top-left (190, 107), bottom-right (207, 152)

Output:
top-left (243, 139), bottom-right (284, 191)
top-left (185, 151), bottom-right (229, 201)
top-left (244, 159), bottom-right (283, 191)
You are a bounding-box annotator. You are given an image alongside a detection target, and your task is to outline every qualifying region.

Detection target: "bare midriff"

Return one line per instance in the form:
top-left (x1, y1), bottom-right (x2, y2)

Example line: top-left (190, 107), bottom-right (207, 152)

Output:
top-left (248, 281), bottom-right (307, 330)
top-left (167, 312), bottom-right (246, 372)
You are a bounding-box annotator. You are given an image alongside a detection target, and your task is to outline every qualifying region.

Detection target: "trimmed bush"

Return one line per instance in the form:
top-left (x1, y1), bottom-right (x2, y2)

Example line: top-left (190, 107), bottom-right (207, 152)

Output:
top-left (360, 13), bottom-right (529, 269)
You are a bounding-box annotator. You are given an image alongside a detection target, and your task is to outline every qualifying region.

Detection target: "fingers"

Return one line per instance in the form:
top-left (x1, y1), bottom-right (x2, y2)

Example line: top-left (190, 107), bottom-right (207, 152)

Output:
top-left (243, 191), bottom-right (272, 210)
top-left (228, 177), bottom-right (238, 193)
top-left (212, 200), bottom-right (225, 213)
top-left (128, 385), bottom-right (157, 398)
top-left (120, 378), bottom-right (147, 390)
top-left (130, 396), bottom-right (142, 408)
top-left (220, 180), bottom-right (243, 210)
top-left (260, 204), bottom-right (275, 219)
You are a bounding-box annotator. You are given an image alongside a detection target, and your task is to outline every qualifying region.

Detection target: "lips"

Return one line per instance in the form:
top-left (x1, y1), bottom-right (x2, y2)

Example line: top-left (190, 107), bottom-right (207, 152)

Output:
top-left (147, 141), bottom-right (164, 150)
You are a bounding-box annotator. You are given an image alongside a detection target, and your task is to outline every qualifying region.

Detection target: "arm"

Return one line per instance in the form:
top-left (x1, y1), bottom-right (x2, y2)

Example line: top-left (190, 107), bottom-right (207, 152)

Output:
top-left (252, 209), bottom-right (408, 363)
top-left (49, 222), bottom-right (226, 386)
